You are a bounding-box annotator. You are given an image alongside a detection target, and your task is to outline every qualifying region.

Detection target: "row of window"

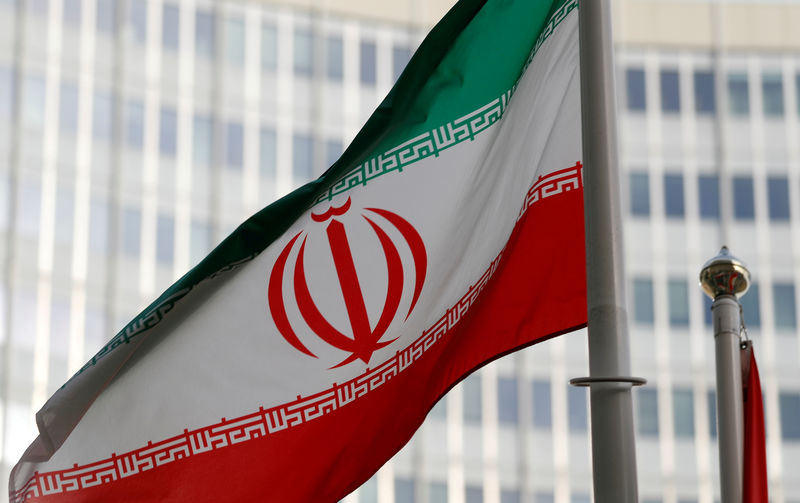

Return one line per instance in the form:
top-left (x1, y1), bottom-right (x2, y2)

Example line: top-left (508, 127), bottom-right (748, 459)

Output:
top-left (5, 179), bottom-right (215, 267)
top-left (1, 68), bottom-right (344, 179)
top-left (430, 375), bottom-right (588, 432)
top-left (7, 0), bottom-right (413, 85)
top-left (630, 171), bottom-right (793, 222)
top-left (637, 387), bottom-right (800, 441)
top-left (450, 373), bottom-right (800, 442)
top-left (632, 275), bottom-right (794, 330)
top-left (625, 66), bottom-right (799, 118)
top-left (379, 476), bottom-right (700, 503)
top-left (379, 477), bottom-right (583, 503)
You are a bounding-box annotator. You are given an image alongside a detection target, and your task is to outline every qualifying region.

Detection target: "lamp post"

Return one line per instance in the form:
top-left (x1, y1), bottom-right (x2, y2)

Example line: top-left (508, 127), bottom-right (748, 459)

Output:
top-left (699, 246), bottom-right (751, 503)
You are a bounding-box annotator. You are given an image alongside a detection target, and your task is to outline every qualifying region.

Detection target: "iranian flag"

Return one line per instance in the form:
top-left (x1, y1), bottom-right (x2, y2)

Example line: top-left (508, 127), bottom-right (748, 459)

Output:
top-left (10, 0), bottom-right (584, 500)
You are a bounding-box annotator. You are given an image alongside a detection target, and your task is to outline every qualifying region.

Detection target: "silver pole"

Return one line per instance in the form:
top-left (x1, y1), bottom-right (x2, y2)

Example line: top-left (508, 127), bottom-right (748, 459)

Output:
top-left (700, 247), bottom-right (750, 503)
top-left (578, 1), bottom-right (640, 501)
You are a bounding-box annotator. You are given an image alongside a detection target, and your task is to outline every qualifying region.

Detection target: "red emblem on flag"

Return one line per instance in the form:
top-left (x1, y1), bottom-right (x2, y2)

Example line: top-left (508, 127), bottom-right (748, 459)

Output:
top-left (268, 198), bottom-right (427, 367)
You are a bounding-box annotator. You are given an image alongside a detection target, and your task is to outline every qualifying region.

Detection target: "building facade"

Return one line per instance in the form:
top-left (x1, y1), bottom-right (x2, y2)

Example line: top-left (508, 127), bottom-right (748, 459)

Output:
top-left (1, 0), bottom-right (799, 501)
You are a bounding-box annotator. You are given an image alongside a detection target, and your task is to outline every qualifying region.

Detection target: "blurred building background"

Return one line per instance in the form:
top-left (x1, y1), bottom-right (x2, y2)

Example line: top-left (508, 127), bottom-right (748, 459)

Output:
top-left (1, 0), bottom-right (800, 501)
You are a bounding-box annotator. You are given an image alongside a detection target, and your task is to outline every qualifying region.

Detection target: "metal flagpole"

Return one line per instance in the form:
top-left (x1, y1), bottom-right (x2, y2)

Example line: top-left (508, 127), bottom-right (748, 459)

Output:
top-left (572, 1), bottom-right (643, 502)
top-left (700, 247), bottom-right (750, 502)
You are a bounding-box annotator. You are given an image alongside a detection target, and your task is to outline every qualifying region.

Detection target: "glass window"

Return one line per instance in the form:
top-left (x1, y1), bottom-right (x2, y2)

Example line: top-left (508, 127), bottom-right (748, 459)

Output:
top-left (740, 283), bottom-right (760, 328)
top-left (260, 127), bottom-right (276, 177)
top-left (23, 74), bottom-right (46, 129)
top-left (779, 392), bottom-right (800, 440)
top-left (261, 23), bottom-right (277, 72)
top-left (0, 175), bottom-right (7, 231)
top-left (293, 29), bottom-right (312, 77)
top-left (59, 82), bottom-right (79, 134)
top-left (159, 107), bottom-right (177, 157)
top-left (156, 214), bottom-right (174, 265)
top-left (728, 72), bottom-right (750, 116)
top-left (732, 176), bottom-right (755, 220)
top-left (660, 69), bottom-right (680, 113)
top-left (568, 385), bottom-right (587, 432)
top-left (63, 0), bottom-right (82, 26)
top-left (195, 10), bottom-right (215, 59)
top-left (673, 388), bottom-right (695, 438)
top-left (762, 72), bottom-right (784, 117)
top-left (54, 186), bottom-right (74, 243)
top-left (429, 482), bottom-right (447, 503)
top-left (121, 207), bottom-right (141, 256)
top-left (637, 387), bottom-right (659, 436)
top-left (0, 174), bottom-right (8, 233)
top-left (707, 390), bottom-right (717, 439)
top-left (360, 40), bottom-right (376, 85)
top-left (124, 99), bottom-right (144, 149)
top-left (326, 35), bottom-right (343, 81)
top-left (498, 376), bottom-right (518, 425)
top-left (533, 379), bottom-right (551, 428)
top-left (325, 139), bottom-right (342, 168)
top-left (633, 277), bottom-right (654, 324)
top-left (572, 495), bottom-right (591, 503)
top-left (466, 486), bottom-right (483, 503)
top-left (89, 197), bottom-right (109, 253)
top-left (96, 0), bottom-right (116, 34)
top-left (463, 373), bottom-right (482, 424)
top-left (190, 220), bottom-right (211, 265)
top-left (394, 478), bottom-right (414, 503)
top-left (0, 66), bottom-right (14, 123)
top-left (18, 181), bottom-right (41, 237)
top-left (797, 73), bottom-right (800, 116)
top-left (226, 121), bottom-right (243, 168)
top-left (128, 0), bottom-right (146, 43)
top-left (501, 489), bottom-right (521, 503)
top-left (626, 68), bottom-right (646, 111)
top-left (694, 70), bottom-right (715, 114)
top-left (12, 289), bottom-right (37, 345)
top-left (292, 134), bottom-right (313, 180)
top-left (92, 90), bottom-right (112, 141)
top-left (535, 493), bottom-right (555, 503)
top-left (698, 174), bottom-right (720, 220)
top-left (773, 282), bottom-right (796, 329)
top-left (393, 45), bottom-right (412, 82)
top-left (767, 176), bottom-right (790, 221)
top-left (162, 4), bottom-right (179, 50)
top-left (193, 114), bottom-right (213, 166)
top-left (226, 16), bottom-right (245, 66)
top-left (84, 304), bottom-right (105, 355)
top-left (49, 298), bottom-right (71, 358)
top-left (664, 173), bottom-right (685, 218)
top-left (668, 279), bottom-right (689, 327)
top-left (703, 295), bottom-right (712, 327)
top-left (629, 172), bottom-right (649, 216)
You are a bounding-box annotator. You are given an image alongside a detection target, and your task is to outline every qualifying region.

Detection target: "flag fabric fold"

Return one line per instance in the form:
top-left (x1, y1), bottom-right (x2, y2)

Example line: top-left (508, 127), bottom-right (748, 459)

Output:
top-left (742, 342), bottom-right (768, 503)
top-left (10, 0), bottom-right (584, 500)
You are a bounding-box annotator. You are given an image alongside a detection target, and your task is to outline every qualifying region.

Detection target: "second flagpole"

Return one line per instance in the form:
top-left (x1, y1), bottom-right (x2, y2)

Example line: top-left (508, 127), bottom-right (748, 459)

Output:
top-left (576, 1), bottom-right (641, 501)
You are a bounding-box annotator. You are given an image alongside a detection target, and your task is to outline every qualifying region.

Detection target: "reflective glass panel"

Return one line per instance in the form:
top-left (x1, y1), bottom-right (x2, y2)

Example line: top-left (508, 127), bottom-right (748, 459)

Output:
top-left (360, 40), bottom-right (376, 85)
top-left (626, 68), bottom-right (646, 111)
top-left (694, 70), bottom-right (715, 114)
top-left (660, 69), bottom-right (680, 113)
